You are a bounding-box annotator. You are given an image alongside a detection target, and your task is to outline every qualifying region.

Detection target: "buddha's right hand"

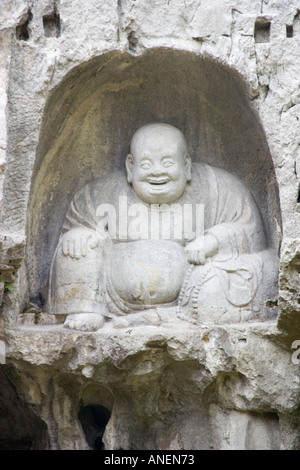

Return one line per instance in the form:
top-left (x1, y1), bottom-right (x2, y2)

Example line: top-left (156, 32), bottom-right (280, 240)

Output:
top-left (61, 228), bottom-right (102, 259)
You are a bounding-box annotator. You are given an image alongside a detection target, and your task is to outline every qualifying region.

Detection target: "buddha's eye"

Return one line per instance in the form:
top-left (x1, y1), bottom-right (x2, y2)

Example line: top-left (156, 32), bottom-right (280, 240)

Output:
top-left (162, 158), bottom-right (175, 168)
top-left (140, 160), bottom-right (152, 169)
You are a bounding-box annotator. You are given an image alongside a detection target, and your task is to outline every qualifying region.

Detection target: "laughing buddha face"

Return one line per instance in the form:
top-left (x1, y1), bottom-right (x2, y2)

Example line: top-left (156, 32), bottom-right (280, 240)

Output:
top-left (125, 123), bottom-right (192, 205)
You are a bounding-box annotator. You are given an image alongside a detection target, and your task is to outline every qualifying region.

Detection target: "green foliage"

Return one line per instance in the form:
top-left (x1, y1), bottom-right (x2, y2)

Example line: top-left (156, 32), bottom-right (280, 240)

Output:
top-left (0, 280), bottom-right (12, 291)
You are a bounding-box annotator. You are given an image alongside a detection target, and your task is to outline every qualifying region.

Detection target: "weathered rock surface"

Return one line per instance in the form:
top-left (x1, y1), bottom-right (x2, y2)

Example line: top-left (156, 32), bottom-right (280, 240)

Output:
top-left (4, 319), bottom-right (300, 450)
top-left (0, 0), bottom-right (300, 450)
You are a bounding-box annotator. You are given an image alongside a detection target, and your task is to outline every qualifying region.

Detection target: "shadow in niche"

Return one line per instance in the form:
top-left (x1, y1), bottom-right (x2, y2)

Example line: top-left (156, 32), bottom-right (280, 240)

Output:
top-left (78, 404), bottom-right (111, 450)
top-left (0, 367), bottom-right (50, 450)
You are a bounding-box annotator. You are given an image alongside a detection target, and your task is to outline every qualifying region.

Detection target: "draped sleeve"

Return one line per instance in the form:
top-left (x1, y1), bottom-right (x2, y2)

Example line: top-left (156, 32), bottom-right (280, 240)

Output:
top-left (183, 163), bottom-right (267, 308)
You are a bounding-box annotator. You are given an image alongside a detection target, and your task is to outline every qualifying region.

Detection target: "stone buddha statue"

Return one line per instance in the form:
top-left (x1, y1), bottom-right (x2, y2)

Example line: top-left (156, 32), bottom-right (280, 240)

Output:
top-left (48, 123), bottom-right (273, 330)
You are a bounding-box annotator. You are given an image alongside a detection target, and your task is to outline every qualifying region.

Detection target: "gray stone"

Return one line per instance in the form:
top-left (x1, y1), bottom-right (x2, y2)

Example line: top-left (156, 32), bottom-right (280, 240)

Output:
top-left (48, 123), bottom-right (278, 330)
top-left (4, 321), bottom-right (300, 450)
top-left (0, 0), bottom-right (299, 451)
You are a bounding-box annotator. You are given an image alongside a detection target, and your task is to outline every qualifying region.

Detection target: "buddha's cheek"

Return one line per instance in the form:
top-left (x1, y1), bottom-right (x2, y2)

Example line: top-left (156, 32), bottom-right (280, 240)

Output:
top-left (108, 240), bottom-right (189, 305)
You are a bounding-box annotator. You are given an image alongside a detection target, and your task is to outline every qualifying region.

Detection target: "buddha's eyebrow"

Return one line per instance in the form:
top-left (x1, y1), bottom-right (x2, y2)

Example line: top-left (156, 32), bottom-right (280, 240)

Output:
top-left (160, 152), bottom-right (175, 160)
top-left (139, 152), bottom-right (150, 160)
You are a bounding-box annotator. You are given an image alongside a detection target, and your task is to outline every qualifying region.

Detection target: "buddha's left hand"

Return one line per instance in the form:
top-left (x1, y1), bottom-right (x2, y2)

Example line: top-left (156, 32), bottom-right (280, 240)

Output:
top-left (185, 234), bottom-right (218, 265)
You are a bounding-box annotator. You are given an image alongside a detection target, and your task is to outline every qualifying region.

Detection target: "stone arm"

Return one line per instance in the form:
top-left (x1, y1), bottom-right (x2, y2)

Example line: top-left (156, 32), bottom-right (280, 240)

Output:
top-left (59, 172), bottom-right (126, 257)
top-left (185, 165), bottom-right (266, 265)
top-left (182, 165), bottom-right (268, 308)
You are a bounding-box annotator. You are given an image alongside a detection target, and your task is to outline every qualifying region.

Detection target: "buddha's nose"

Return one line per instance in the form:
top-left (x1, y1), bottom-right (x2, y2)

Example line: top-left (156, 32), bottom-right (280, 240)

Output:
top-left (150, 162), bottom-right (163, 175)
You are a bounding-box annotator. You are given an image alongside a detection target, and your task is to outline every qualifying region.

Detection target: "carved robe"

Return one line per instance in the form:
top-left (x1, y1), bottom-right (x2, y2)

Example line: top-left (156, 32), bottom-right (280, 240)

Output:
top-left (49, 162), bottom-right (267, 316)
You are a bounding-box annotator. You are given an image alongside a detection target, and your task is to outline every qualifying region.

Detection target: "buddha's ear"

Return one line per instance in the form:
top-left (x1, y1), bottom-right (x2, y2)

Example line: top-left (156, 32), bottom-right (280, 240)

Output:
top-left (185, 155), bottom-right (192, 181)
top-left (126, 154), bottom-right (134, 183)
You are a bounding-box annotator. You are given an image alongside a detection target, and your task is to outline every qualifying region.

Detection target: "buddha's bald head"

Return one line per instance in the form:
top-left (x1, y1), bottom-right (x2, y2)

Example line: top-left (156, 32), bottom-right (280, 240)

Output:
top-left (130, 123), bottom-right (189, 157)
top-left (126, 123), bottom-right (192, 204)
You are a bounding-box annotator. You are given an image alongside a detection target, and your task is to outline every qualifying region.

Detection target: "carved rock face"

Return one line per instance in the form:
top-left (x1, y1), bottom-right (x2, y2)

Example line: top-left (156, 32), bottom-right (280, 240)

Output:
top-left (126, 123), bottom-right (191, 205)
top-left (108, 240), bottom-right (189, 306)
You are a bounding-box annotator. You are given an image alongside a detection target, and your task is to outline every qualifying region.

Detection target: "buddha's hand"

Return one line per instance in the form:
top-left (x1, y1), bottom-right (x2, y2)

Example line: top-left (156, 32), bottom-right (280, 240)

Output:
top-left (185, 234), bottom-right (218, 265)
top-left (61, 228), bottom-right (102, 259)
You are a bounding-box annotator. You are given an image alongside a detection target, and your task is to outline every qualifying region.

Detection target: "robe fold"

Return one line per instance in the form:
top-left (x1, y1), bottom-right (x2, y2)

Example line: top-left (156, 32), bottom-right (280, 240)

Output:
top-left (51, 162), bottom-right (267, 314)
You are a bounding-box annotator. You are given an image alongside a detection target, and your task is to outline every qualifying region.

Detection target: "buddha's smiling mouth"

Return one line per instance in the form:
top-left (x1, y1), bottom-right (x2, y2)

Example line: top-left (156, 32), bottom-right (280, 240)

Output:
top-left (147, 178), bottom-right (169, 186)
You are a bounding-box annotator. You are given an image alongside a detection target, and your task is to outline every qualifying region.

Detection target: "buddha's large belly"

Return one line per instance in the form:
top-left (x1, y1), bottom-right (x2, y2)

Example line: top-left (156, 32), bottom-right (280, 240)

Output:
top-left (108, 240), bottom-right (189, 306)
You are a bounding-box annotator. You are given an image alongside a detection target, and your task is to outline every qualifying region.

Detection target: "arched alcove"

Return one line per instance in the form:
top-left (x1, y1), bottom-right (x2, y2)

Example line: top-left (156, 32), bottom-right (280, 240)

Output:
top-left (25, 47), bottom-right (281, 307)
